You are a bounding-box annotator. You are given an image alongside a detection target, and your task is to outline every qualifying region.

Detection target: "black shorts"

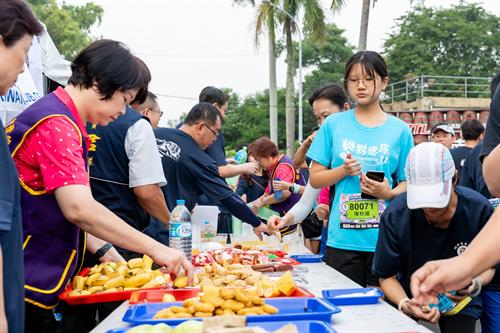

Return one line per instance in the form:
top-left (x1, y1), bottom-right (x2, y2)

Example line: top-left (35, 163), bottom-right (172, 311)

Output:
top-left (301, 213), bottom-right (323, 239)
top-left (325, 246), bottom-right (379, 287)
top-left (438, 314), bottom-right (477, 333)
top-left (216, 213), bottom-right (233, 234)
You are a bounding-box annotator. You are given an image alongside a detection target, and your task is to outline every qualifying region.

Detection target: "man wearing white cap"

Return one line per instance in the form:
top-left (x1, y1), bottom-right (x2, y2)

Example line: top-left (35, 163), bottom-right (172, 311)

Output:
top-left (431, 123), bottom-right (456, 149)
top-left (372, 142), bottom-right (494, 332)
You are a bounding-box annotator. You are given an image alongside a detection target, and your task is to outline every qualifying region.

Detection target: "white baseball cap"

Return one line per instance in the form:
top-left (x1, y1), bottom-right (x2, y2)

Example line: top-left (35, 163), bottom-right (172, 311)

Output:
top-left (432, 124), bottom-right (455, 136)
top-left (405, 142), bottom-right (456, 209)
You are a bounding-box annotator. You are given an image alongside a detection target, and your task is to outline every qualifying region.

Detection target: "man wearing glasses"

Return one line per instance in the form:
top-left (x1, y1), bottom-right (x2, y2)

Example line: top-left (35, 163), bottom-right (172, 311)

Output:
top-left (85, 91), bottom-right (170, 259)
top-left (132, 91), bottom-right (163, 129)
top-left (196, 87), bottom-right (259, 235)
top-left (155, 102), bottom-right (269, 239)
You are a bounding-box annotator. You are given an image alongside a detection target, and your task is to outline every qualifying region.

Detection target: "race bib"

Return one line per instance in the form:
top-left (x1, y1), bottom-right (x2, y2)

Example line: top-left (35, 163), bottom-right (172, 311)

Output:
top-left (339, 193), bottom-right (386, 229)
top-left (489, 198), bottom-right (500, 210)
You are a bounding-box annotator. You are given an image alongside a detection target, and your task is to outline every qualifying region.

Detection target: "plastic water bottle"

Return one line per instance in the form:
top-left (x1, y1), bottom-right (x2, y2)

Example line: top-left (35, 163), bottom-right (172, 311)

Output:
top-left (274, 177), bottom-right (283, 200)
top-left (169, 199), bottom-right (192, 261)
top-left (234, 146), bottom-right (248, 164)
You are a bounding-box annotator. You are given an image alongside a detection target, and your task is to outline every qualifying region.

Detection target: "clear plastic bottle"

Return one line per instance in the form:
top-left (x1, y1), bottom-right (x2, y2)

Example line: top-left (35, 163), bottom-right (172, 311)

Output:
top-left (234, 146), bottom-right (248, 164)
top-left (169, 199), bottom-right (192, 261)
top-left (274, 177), bottom-right (283, 200)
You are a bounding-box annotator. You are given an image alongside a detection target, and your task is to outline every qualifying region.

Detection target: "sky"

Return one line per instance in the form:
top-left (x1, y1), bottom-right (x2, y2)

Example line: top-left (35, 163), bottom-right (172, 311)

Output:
top-left (65, 0), bottom-right (499, 126)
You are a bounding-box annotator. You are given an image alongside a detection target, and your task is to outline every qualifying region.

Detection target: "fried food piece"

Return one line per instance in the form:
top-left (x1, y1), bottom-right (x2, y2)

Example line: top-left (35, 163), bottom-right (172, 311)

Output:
top-left (220, 288), bottom-right (235, 300)
top-left (173, 276), bottom-right (188, 289)
top-left (72, 276), bottom-right (86, 290)
top-left (102, 287), bottom-right (118, 293)
top-left (124, 272), bottom-right (153, 288)
top-left (127, 258), bottom-right (143, 269)
top-left (102, 264), bottom-right (114, 275)
top-left (104, 276), bottom-right (125, 290)
top-left (87, 286), bottom-right (104, 294)
top-left (194, 302), bottom-right (215, 313)
top-left (200, 286), bottom-right (221, 304)
top-left (173, 312), bottom-right (192, 318)
top-left (142, 254), bottom-right (153, 270)
top-left (127, 268), bottom-right (145, 277)
top-left (169, 306), bottom-right (185, 314)
top-left (185, 305), bottom-right (196, 314)
top-left (68, 290), bottom-right (82, 297)
top-left (234, 288), bottom-right (250, 304)
top-left (221, 299), bottom-right (245, 312)
top-left (183, 297), bottom-right (200, 308)
top-left (262, 304), bottom-right (279, 314)
top-left (237, 308), bottom-right (259, 316)
top-left (85, 273), bottom-right (101, 286)
top-left (153, 308), bottom-right (174, 319)
top-left (194, 311), bottom-right (212, 317)
top-left (91, 275), bottom-right (109, 287)
top-left (161, 294), bottom-right (176, 302)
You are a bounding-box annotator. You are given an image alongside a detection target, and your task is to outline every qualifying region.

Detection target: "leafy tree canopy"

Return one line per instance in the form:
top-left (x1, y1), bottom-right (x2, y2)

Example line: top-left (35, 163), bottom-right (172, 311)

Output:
top-left (28, 0), bottom-right (103, 60)
top-left (384, 3), bottom-right (500, 82)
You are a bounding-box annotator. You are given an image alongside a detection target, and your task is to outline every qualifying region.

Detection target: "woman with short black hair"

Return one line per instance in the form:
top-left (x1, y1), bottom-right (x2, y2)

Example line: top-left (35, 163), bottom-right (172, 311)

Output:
top-left (6, 39), bottom-right (193, 332)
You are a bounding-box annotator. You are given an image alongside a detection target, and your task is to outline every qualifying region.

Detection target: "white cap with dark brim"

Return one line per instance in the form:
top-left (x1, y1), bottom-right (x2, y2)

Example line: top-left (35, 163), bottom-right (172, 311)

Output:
top-left (405, 142), bottom-right (455, 209)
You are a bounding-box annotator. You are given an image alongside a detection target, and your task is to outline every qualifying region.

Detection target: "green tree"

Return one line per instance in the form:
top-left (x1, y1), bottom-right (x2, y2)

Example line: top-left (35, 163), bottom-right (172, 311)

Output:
top-left (28, 0), bottom-right (103, 60)
top-left (235, 0), bottom-right (282, 146)
top-left (384, 3), bottom-right (500, 84)
top-left (223, 89), bottom-right (288, 151)
top-left (279, 0), bottom-right (326, 157)
top-left (299, 23), bottom-right (354, 103)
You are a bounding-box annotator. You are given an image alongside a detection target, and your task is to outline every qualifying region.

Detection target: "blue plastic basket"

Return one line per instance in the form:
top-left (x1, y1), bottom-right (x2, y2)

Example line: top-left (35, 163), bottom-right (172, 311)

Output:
top-left (322, 288), bottom-right (384, 306)
top-left (122, 297), bottom-right (340, 325)
top-left (107, 320), bottom-right (337, 333)
top-left (289, 254), bottom-right (324, 263)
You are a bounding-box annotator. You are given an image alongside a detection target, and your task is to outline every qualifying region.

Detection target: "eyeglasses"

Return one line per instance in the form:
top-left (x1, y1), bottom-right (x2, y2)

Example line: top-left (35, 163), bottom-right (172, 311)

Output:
top-left (347, 76), bottom-right (375, 87)
top-left (149, 108), bottom-right (163, 117)
top-left (197, 123), bottom-right (219, 137)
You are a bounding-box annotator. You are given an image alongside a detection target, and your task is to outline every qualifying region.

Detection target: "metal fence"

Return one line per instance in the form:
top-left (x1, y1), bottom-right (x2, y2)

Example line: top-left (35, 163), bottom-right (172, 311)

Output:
top-left (382, 75), bottom-right (491, 103)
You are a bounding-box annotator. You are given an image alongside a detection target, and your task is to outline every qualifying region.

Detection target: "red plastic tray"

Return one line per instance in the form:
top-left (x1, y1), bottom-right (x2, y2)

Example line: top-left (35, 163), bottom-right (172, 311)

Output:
top-left (128, 286), bottom-right (314, 304)
top-left (59, 268), bottom-right (173, 305)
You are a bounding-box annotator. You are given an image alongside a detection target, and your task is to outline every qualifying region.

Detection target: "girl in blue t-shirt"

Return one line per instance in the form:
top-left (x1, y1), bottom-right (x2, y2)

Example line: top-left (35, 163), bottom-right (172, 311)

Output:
top-left (307, 51), bottom-right (414, 287)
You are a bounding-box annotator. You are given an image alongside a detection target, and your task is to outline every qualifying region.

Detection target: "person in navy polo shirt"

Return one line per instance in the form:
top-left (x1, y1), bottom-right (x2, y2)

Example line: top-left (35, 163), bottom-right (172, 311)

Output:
top-left (373, 142), bottom-right (495, 333)
top-left (155, 102), bottom-right (269, 239)
top-left (0, 2), bottom-right (42, 333)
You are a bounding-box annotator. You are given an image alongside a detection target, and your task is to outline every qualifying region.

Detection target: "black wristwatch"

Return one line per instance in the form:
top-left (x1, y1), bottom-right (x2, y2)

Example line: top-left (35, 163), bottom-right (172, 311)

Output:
top-left (95, 242), bottom-right (113, 258)
top-left (289, 185), bottom-right (294, 193)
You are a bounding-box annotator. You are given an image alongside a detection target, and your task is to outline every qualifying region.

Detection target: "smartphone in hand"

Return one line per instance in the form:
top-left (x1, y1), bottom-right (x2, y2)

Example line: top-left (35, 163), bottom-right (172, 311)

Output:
top-left (361, 171), bottom-right (385, 199)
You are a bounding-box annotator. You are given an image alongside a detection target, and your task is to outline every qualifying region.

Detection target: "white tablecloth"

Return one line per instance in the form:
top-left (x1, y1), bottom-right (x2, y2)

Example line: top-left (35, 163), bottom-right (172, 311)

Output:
top-left (90, 260), bottom-right (432, 333)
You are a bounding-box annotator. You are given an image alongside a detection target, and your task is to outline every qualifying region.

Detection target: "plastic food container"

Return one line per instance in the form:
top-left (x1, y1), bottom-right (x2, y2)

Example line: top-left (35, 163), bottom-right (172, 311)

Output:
top-left (322, 288), bottom-right (384, 306)
top-left (123, 297), bottom-right (341, 325)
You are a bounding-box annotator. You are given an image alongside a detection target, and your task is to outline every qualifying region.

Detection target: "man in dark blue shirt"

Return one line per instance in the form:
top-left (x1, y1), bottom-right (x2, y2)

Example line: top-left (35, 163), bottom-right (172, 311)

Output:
top-left (373, 142), bottom-right (494, 333)
top-left (450, 119), bottom-right (484, 182)
top-left (0, 119), bottom-right (25, 333)
top-left (155, 102), bottom-right (269, 239)
top-left (177, 87), bottom-right (259, 234)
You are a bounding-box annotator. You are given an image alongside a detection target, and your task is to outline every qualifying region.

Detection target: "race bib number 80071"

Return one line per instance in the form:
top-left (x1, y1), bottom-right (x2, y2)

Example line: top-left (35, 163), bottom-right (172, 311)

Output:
top-left (340, 194), bottom-right (386, 229)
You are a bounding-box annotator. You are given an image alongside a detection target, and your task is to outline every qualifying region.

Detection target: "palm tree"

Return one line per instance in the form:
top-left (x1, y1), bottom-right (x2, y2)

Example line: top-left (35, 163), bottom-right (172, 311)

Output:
top-left (235, 0), bottom-right (279, 146)
top-left (254, 0), bottom-right (280, 146)
top-left (331, 0), bottom-right (421, 52)
top-left (330, 0), bottom-right (370, 51)
top-left (239, 0), bottom-right (326, 156)
top-left (281, 0), bottom-right (326, 156)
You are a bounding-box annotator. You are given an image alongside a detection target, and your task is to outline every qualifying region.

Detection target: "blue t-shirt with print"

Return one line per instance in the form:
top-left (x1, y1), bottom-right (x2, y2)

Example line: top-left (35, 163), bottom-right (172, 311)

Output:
top-left (306, 109), bottom-right (413, 252)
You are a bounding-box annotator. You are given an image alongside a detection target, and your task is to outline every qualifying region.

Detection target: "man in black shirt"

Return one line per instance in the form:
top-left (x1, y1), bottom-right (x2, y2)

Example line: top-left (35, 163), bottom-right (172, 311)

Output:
top-left (155, 102), bottom-right (269, 239)
top-left (178, 87), bottom-right (259, 235)
top-left (451, 119), bottom-right (484, 182)
top-left (481, 73), bottom-right (500, 196)
top-left (373, 142), bottom-right (494, 333)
